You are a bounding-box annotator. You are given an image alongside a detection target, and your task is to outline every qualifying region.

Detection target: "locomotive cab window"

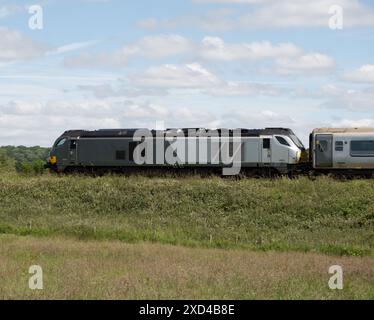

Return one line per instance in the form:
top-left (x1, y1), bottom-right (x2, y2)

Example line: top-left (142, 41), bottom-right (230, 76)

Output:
top-left (335, 141), bottom-right (344, 151)
top-left (56, 138), bottom-right (67, 147)
top-left (276, 136), bottom-right (290, 147)
top-left (263, 138), bottom-right (271, 149)
top-left (350, 140), bottom-right (374, 157)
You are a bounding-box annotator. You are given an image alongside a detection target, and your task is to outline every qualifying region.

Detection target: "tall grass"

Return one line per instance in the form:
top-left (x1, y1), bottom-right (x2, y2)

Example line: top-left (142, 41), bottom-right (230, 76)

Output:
top-left (0, 173), bottom-right (373, 256)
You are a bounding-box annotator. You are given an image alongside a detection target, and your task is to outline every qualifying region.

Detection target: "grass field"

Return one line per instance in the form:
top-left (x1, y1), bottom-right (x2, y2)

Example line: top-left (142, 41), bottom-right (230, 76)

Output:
top-left (1, 235), bottom-right (373, 300)
top-left (0, 173), bottom-right (373, 299)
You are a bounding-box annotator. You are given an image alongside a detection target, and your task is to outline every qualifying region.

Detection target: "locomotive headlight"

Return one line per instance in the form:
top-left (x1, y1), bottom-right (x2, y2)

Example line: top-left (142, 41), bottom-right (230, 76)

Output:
top-left (49, 156), bottom-right (57, 165)
top-left (296, 151), bottom-right (301, 162)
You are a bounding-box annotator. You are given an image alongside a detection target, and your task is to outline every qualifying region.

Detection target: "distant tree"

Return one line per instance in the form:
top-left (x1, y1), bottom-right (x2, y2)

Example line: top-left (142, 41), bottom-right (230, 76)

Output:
top-left (0, 149), bottom-right (15, 172)
top-left (0, 146), bottom-right (50, 174)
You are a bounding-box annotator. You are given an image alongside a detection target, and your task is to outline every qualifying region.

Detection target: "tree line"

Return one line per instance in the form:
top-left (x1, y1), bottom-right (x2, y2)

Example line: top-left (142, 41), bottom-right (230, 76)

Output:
top-left (0, 146), bottom-right (50, 174)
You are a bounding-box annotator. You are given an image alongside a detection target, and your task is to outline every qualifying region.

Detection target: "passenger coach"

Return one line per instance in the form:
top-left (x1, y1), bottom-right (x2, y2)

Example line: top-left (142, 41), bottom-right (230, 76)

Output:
top-left (311, 128), bottom-right (374, 172)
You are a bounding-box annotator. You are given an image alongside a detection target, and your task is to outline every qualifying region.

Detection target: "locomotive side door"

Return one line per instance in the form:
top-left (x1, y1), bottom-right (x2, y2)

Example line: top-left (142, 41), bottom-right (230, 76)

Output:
top-left (262, 137), bottom-right (271, 164)
top-left (69, 139), bottom-right (78, 164)
top-left (315, 134), bottom-right (333, 168)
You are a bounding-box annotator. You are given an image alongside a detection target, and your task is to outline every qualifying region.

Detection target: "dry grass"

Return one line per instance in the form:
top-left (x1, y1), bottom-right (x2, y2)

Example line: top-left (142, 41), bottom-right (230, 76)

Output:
top-left (0, 235), bottom-right (373, 300)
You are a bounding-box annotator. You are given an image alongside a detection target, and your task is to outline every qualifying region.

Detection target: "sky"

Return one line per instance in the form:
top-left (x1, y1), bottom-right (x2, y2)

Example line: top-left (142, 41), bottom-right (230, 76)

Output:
top-left (1, 0), bottom-right (374, 147)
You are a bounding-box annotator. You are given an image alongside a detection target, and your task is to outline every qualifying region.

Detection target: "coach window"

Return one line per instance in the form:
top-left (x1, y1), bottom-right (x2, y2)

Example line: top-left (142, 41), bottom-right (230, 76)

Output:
top-left (276, 136), bottom-right (290, 147)
top-left (335, 141), bottom-right (344, 152)
top-left (351, 140), bottom-right (374, 157)
top-left (317, 140), bottom-right (328, 153)
top-left (263, 138), bottom-right (271, 149)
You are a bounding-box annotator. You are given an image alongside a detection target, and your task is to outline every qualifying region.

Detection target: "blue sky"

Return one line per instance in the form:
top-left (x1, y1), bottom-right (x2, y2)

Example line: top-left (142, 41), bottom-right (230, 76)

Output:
top-left (1, 0), bottom-right (374, 146)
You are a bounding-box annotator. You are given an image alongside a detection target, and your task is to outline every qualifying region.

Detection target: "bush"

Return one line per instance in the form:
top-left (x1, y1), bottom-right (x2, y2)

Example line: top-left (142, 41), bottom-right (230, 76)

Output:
top-left (32, 159), bottom-right (46, 175)
top-left (19, 161), bottom-right (33, 175)
top-left (0, 150), bottom-right (15, 172)
top-left (18, 160), bottom-right (46, 175)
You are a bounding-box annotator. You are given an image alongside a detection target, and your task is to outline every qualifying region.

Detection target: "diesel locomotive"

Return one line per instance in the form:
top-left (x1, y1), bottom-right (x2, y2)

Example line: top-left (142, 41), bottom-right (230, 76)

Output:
top-left (45, 127), bottom-right (374, 176)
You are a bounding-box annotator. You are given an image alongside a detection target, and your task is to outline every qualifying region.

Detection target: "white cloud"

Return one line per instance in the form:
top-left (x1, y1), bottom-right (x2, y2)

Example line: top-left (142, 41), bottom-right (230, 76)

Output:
top-left (79, 69), bottom-right (282, 98)
top-left (63, 34), bottom-right (194, 67)
top-left (0, 99), bottom-right (221, 146)
top-left (205, 81), bottom-right (281, 96)
top-left (0, 4), bottom-right (24, 18)
top-left (0, 27), bottom-right (44, 64)
top-left (121, 34), bottom-right (194, 59)
top-left (79, 84), bottom-right (169, 98)
top-left (131, 63), bottom-right (222, 89)
top-left (64, 35), bottom-right (333, 78)
top-left (137, 18), bottom-right (158, 30)
top-left (342, 64), bottom-right (374, 83)
top-left (222, 109), bottom-right (296, 129)
top-left (0, 99), bottom-right (164, 145)
top-left (332, 118), bottom-right (374, 127)
top-left (235, 0), bottom-right (356, 29)
top-left (47, 40), bottom-right (100, 56)
top-left (63, 52), bottom-right (127, 68)
top-left (197, 37), bottom-right (333, 75)
top-left (0, 112), bottom-right (121, 146)
top-left (156, 0), bottom-right (374, 30)
top-left (198, 37), bottom-right (302, 61)
top-left (322, 88), bottom-right (374, 111)
top-left (0, 99), bottom-right (166, 118)
top-left (275, 53), bottom-right (336, 75)
top-left (123, 35), bottom-right (308, 63)
top-left (129, 62), bottom-right (282, 96)
top-left (297, 84), bottom-right (374, 112)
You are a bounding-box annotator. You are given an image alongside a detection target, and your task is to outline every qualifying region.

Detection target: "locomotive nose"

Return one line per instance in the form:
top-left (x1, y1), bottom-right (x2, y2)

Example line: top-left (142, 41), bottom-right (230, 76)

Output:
top-left (45, 155), bottom-right (57, 169)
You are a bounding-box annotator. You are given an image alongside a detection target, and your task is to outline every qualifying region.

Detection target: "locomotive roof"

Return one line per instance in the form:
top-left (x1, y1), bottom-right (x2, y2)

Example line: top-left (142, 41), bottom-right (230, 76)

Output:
top-left (62, 128), bottom-right (296, 138)
top-left (313, 128), bottom-right (374, 134)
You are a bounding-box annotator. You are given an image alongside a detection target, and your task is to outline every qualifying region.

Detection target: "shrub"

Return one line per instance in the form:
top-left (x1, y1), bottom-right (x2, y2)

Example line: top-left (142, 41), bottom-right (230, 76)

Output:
top-left (32, 159), bottom-right (46, 175)
top-left (18, 159), bottom-right (46, 175)
top-left (19, 161), bottom-right (33, 175)
top-left (0, 150), bottom-right (15, 172)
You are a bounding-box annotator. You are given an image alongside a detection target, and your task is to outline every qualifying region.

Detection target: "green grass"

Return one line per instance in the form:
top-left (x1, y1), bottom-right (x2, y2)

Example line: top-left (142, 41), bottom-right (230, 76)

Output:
top-left (0, 173), bottom-right (373, 256)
